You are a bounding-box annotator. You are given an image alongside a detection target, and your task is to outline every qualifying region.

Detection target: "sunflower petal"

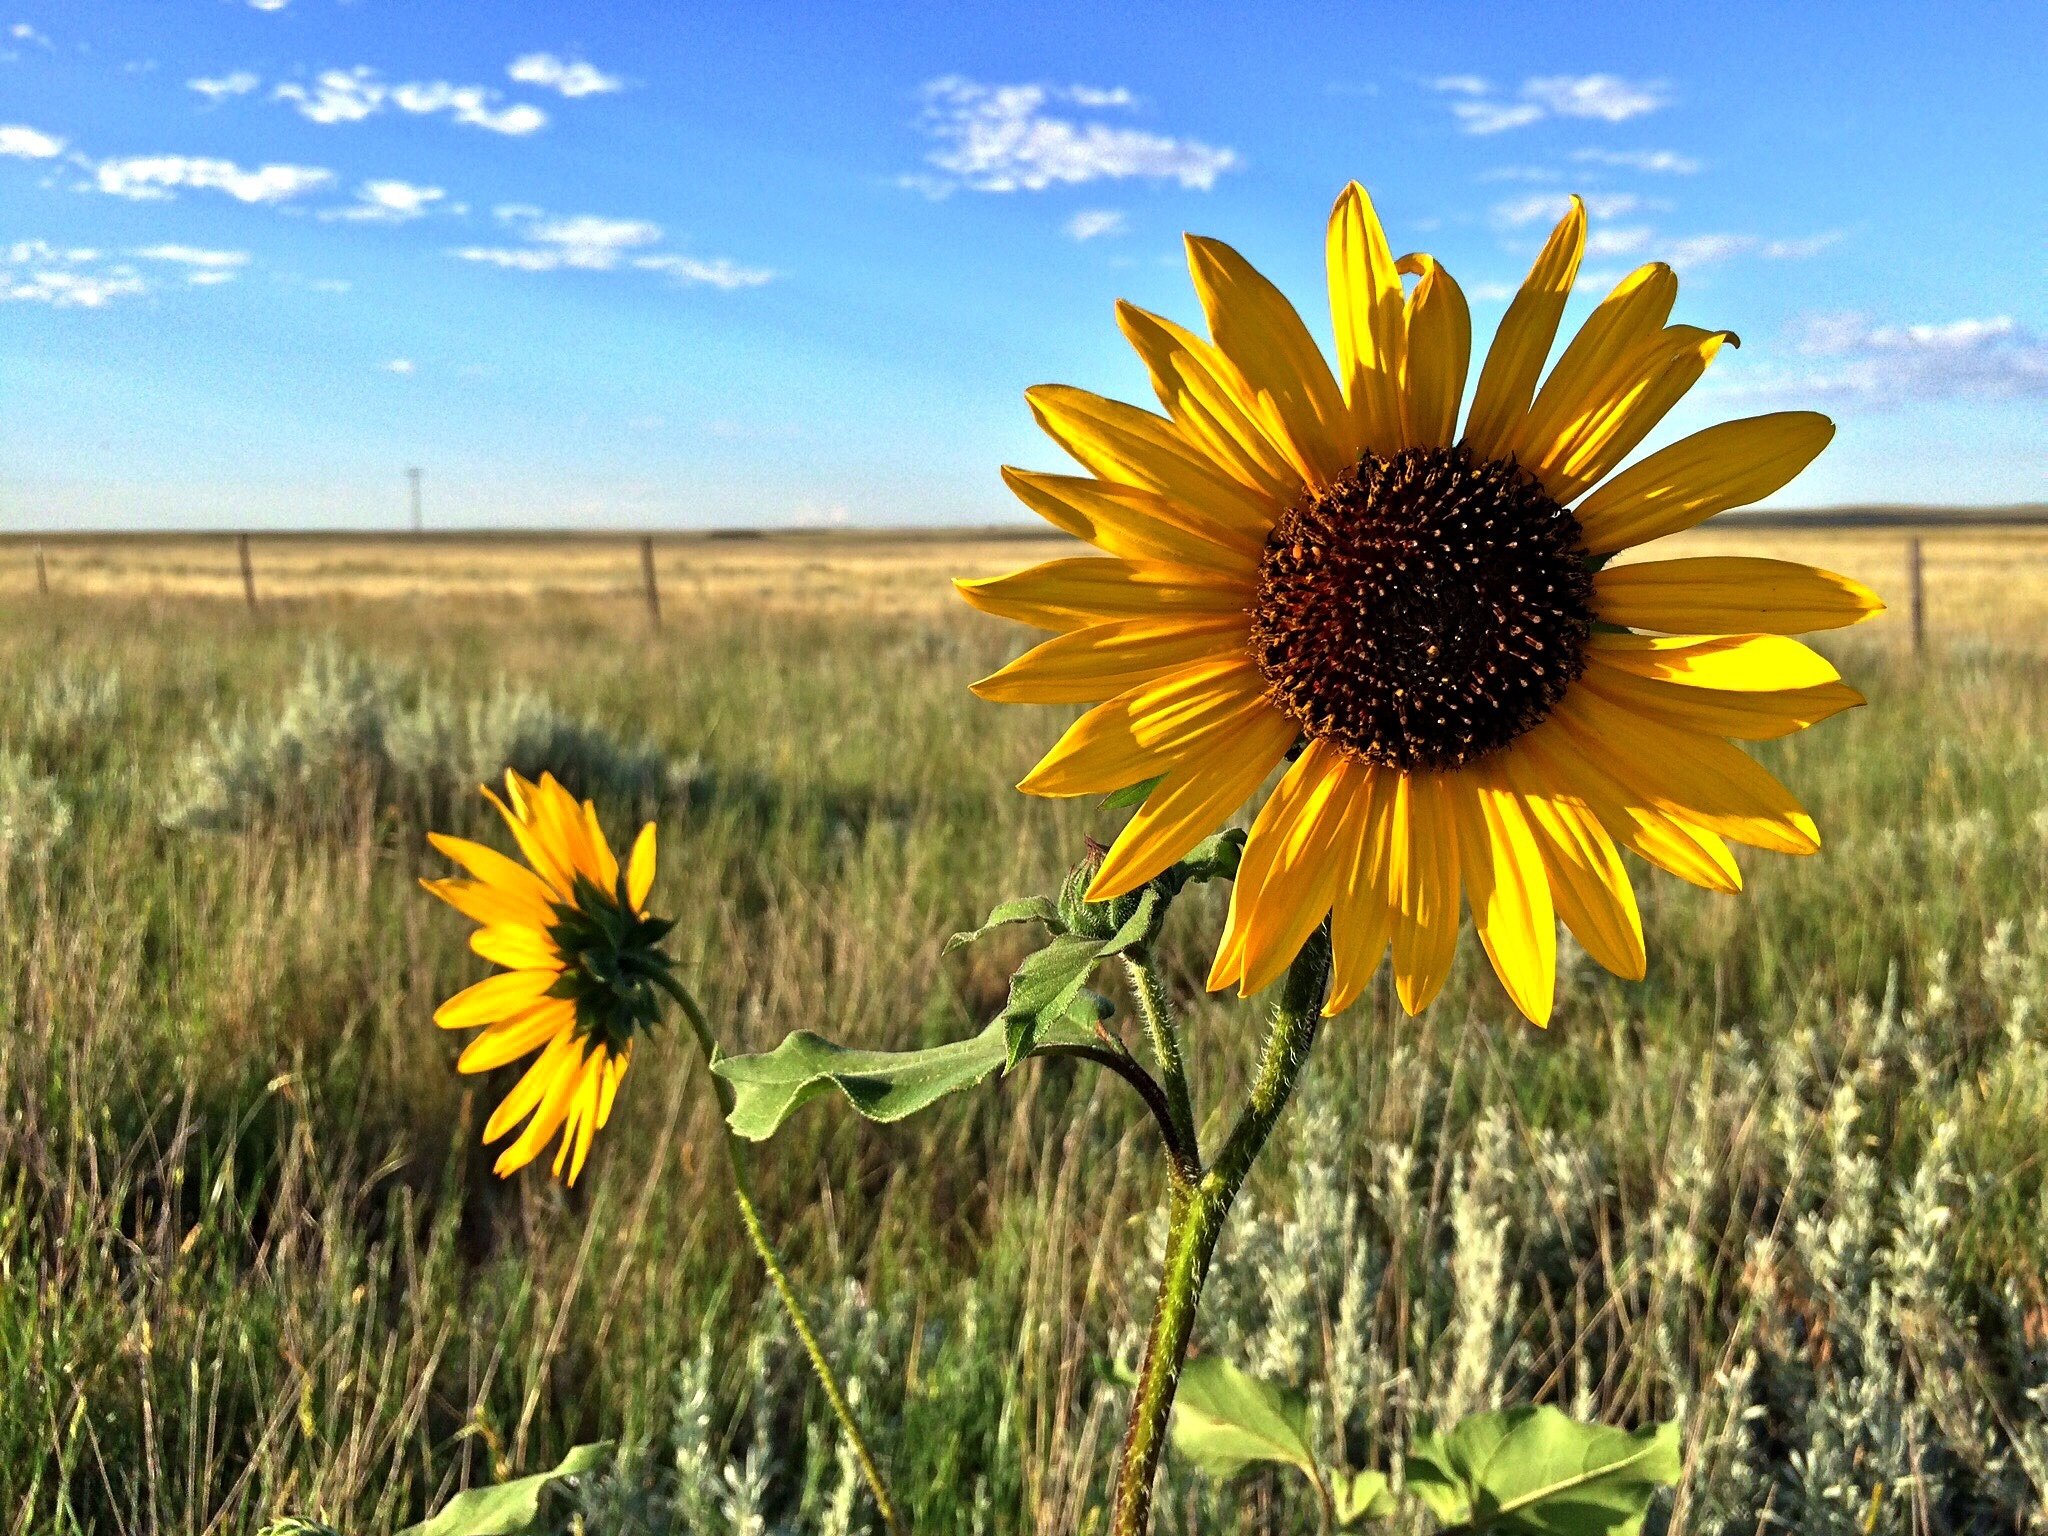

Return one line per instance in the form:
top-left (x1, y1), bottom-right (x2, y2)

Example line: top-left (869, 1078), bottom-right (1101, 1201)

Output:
top-left (1530, 327), bottom-right (1737, 503)
top-left (560, 1056), bottom-right (607, 1184)
top-left (954, 557), bottom-right (1251, 634)
top-left (1593, 556), bottom-right (1884, 634)
top-left (496, 1043), bottom-right (592, 1178)
top-left (481, 785), bottom-right (575, 899)
top-left (1327, 182), bottom-right (1406, 458)
top-left (1324, 763), bottom-right (1396, 1015)
top-left (1389, 771), bottom-right (1464, 1015)
top-left (1509, 262), bottom-right (1677, 465)
top-left (1002, 467), bottom-right (1262, 573)
top-left (1019, 657), bottom-right (1268, 797)
top-left (1580, 660), bottom-right (1865, 741)
top-left (1211, 741), bottom-right (1359, 997)
top-left (1450, 770), bottom-right (1556, 1025)
top-left (1088, 704), bottom-right (1297, 899)
top-left (1573, 412), bottom-right (1835, 555)
top-left (971, 613), bottom-right (1251, 704)
top-left (1185, 234), bottom-right (1352, 482)
top-left (625, 823), bottom-right (658, 911)
top-left (1463, 196), bottom-right (1586, 460)
top-left (484, 1031), bottom-right (578, 1143)
top-left (1587, 631), bottom-right (1840, 691)
top-left (471, 924), bottom-right (563, 972)
top-left (1498, 748), bottom-right (1645, 981)
top-left (420, 872), bottom-right (555, 932)
top-left (435, 968), bottom-right (560, 1031)
top-left (458, 999), bottom-right (576, 1073)
top-left (1397, 254), bottom-right (1472, 451)
top-left (426, 834), bottom-right (559, 915)
top-left (1116, 301), bottom-right (1306, 503)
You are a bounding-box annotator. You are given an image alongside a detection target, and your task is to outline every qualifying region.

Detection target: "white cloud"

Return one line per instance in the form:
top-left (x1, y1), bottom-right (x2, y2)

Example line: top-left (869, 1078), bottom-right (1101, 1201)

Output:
top-left (92, 154), bottom-right (332, 203)
top-left (910, 76), bottom-right (1239, 194)
top-left (189, 70), bottom-right (261, 101)
top-left (452, 206), bottom-right (772, 288)
top-left (1586, 225), bottom-right (1655, 257)
top-left (508, 53), bottom-right (622, 98)
top-left (1437, 73), bottom-right (1667, 135)
top-left (249, 0), bottom-right (288, 10)
top-left (1572, 147), bottom-right (1700, 175)
top-left (1493, 191), bottom-right (1650, 227)
top-left (0, 123), bottom-right (64, 158)
top-left (1664, 230), bottom-right (1841, 266)
top-left (274, 67), bottom-right (548, 135)
top-left (1727, 313), bottom-right (2048, 406)
top-left (322, 178), bottom-right (447, 223)
top-left (1, 242), bottom-right (147, 308)
top-left (134, 244), bottom-right (250, 268)
top-left (10, 21), bottom-right (50, 47)
top-left (383, 358), bottom-right (416, 375)
top-left (1065, 208), bottom-right (1127, 240)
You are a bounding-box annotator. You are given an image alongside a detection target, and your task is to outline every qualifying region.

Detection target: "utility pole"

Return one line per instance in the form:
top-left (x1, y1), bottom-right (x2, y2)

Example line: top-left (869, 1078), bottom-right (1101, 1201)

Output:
top-left (408, 467), bottom-right (423, 533)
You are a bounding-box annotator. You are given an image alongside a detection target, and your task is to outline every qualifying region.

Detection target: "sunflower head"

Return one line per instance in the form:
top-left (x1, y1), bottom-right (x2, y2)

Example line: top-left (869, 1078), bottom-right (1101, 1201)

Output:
top-left (960, 182), bottom-right (1882, 1028)
top-left (423, 769), bottom-right (667, 1184)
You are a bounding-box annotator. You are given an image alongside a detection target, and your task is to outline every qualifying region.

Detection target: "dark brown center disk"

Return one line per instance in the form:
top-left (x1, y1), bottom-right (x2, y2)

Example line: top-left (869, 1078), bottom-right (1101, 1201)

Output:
top-left (1249, 446), bottom-right (1593, 771)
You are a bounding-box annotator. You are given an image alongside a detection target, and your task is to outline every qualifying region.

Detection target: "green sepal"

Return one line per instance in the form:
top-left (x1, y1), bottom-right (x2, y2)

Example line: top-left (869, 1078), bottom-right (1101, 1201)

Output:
top-left (1098, 886), bottom-right (1162, 958)
top-left (1333, 1468), bottom-right (1395, 1526)
top-left (1101, 775), bottom-right (1164, 811)
top-left (1403, 1408), bottom-right (1679, 1535)
top-left (944, 895), bottom-right (1066, 954)
top-left (1166, 1355), bottom-right (1319, 1482)
top-left (394, 1441), bottom-right (613, 1536)
top-left (1157, 828), bottom-right (1245, 893)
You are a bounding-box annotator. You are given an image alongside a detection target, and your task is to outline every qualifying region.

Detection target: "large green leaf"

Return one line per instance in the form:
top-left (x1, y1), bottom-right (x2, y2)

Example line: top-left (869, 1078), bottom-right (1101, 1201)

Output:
top-left (1333, 1468), bottom-right (1395, 1526)
top-left (943, 895), bottom-right (1065, 953)
top-left (1167, 1355), bottom-right (1319, 1481)
top-left (395, 1442), bottom-right (612, 1536)
top-left (1404, 1408), bottom-right (1679, 1535)
top-left (1000, 932), bottom-right (1114, 1066)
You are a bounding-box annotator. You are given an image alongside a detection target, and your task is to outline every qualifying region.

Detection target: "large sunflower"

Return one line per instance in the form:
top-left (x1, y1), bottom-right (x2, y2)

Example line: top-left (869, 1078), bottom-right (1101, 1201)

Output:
top-left (959, 185), bottom-right (1880, 1026)
top-left (423, 770), bottom-right (668, 1182)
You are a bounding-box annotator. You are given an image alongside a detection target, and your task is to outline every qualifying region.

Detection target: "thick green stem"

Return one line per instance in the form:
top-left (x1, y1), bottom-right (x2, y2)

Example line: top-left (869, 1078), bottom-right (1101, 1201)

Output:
top-left (651, 971), bottom-right (907, 1536)
top-left (1109, 929), bottom-right (1331, 1536)
top-left (1123, 951), bottom-right (1199, 1178)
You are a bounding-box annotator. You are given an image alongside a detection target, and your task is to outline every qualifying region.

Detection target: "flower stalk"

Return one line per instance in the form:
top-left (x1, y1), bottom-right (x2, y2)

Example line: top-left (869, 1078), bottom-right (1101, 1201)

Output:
top-left (1109, 927), bottom-right (1331, 1536)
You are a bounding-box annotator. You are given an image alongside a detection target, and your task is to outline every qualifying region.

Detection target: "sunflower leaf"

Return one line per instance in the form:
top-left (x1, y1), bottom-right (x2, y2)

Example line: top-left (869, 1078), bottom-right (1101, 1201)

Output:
top-left (943, 895), bottom-right (1066, 953)
top-left (1403, 1407), bottom-right (1679, 1535)
top-left (395, 1441), bottom-right (612, 1536)
top-left (1001, 933), bottom-right (1113, 1066)
top-left (1102, 775), bottom-right (1165, 811)
top-left (1167, 1355), bottom-right (1319, 1481)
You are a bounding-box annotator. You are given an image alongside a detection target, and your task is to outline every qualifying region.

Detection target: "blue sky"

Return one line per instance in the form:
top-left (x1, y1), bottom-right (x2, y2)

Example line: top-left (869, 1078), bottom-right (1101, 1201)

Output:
top-left (1, 1), bottom-right (2042, 531)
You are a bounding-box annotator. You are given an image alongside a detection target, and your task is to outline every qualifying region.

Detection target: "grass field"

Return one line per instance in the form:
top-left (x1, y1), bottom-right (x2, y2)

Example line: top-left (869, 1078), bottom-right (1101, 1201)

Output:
top-left (8, 526), bottom-right (2048, 1534)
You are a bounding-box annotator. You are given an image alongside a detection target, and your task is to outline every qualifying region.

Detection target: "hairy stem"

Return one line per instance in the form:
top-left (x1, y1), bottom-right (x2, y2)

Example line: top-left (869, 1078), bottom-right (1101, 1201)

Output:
top-left (1124, 951), bottom-right (1200, 1173)
top-left (1109, 929), bottom-right (1332, 1536)
top-left (652, 970), bottom-right (907, 1536)
top-left (1036, 1041), bottom-right (1199, 1187)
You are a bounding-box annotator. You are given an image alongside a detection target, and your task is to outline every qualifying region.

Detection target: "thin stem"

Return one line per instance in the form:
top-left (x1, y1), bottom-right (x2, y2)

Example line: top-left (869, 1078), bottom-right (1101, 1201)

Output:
top-left (1109, 928), bottom-right (1331, 1536)
top-left (1123, 951), bottom-right (1199, 1173)
top-left (1035, 1041), bottom-right (1199, 1186)
top-left (650, 970), bottom-right (907, 1536)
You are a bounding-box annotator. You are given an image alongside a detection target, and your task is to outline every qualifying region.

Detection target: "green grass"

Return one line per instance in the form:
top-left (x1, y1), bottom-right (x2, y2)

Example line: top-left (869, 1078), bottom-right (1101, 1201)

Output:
top-left (6, 591), bottom-right (2048, 1534)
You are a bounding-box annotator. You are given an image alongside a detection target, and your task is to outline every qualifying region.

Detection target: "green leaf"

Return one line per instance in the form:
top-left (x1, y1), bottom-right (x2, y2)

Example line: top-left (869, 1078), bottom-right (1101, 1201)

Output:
top-left (1333, 1468), bottom-right (1395, 1526)
top-left (395, 1442), bottom-right (612, 1536)
top-left (1404, 1408), bottom-right (1679, 1535)
top-left (1098, 887), bottom-right (1161, 958)
top-left (1165, 828), bottom-right (1245, 890)
top-left (943, 895), bottom-right (1065, 953)
top-left (715, 1025), bottom-right (1010, 1140)
top-left (1000, 932), bottom-right (1113, 1066)
top-left (1167, 1355), bottom-right (1319, 1481)
top-left (1102, 775), bottom-right (1164, 811)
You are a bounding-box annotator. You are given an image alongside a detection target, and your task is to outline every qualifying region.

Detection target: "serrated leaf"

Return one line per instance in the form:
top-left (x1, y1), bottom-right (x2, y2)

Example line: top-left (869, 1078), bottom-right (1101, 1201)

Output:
top-left (1168, 1355), bottom-right (1318, 1481)
top-left (1404, 1408), bottom-right (1679, 1535)
top-left (943, 895), bottom-right (1065, 954)
top-left (1102, 775), bottom-right (1164, 811)
top-left (1333, 1468), bottom-right (1395, 1526)
top-left (395, 1441), bottom-right (612, 1536)
top-left (1099, 887), bottom-right (1161, 958)
top-left (1000, 932), bottom-right (1111, 1067)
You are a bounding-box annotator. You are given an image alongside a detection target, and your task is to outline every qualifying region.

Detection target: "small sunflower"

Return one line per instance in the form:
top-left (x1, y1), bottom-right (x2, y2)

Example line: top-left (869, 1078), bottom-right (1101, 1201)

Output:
top-left (423, 770), bottom-right (669, 1183)
top-left (959, 184), bottom-right (1882, 1026)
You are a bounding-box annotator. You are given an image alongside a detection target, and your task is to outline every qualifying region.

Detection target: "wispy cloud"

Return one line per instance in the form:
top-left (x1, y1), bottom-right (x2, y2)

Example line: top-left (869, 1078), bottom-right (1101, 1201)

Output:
top-left (508, 53), bottom-right (622, 98)
top-left (134, 244), bottom-right (251, 285)
top-left (383, 358), bottom-right (416, 375)
top-left (2, 241), bottom-right (146, 308)
top-left (188, 70), bottom-right (261, 102)
top-left (452, 207), bottom-right (773, 288)
top-left (92, 154), bottom-right (332, 203)
top-left (248, 0), bottom-right (288, 11)
top-left (322, 178), bottom-right (448, 223)
top-left (1663, 230), bottom-right (1842, 265)
top-left (907, 76), bottom-right (1239, 195)
top-left (1491, 191), bottom-right (1654, 227)
top-left (1065, 208), bottom-right (1128, 240)
top-left (1725, 313), bottom-right (2048, 406)
top-left (274, 67), bottom-right (548, 135)
top-left (1435, 73), bottom-right (1667, 135)
top-left (1572, 147), bottom-right (1700, 175)
top-left (0, 123), bottom-right (63, 158)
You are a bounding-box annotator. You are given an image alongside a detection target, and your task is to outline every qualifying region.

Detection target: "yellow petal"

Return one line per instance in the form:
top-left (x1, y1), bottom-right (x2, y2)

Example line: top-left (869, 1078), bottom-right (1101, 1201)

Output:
top-left (954, 557), bottom-right (1252, 634)
top-left (1324, 762), bottom-right (1396, 1016)
top-left (1116, 301), bottom-right (1307, 503)
top-left (1580, 659), bottom-right (1865, 741)
top-left (1087, 703), bottom-right (1297, 899)
top-left (458, 999), bottom-right (576, 1073)
top-left (420, 873), bottom-right (555, 932)
top-left (1185, 234), bottom-right (1352, 482)
top-left (1553, 689), bottom-right (1820, 856)
top-left (426, 834), bottom-right (559, 916)
top-left (583, 801), bottom-right (621, 891)
top-left (1389, 771), bottom-right (1463, 1015)
top-left (494, 1042), bottom-right (592, 1178)
top-left (1020, 657), bottom-right (1269, 797)
top-left (471, 924), bottom-right (563, 972)
top-left (1509, 262), bottom-right (1677, 465)
top-left (1396, 254), bottom-right (1472, 451)
top-left (1463, 196), bottom-right (1585, 460)
top-left (1001, 466), bottom-right (1262, 574)
top-left (1326, 182), bottom-right (1406, 458)
top-left (1573, 412), bottom-right (1835, 555)
top-left (484, 1031), bottom-right (578, 1144)
top-left (435, 968), bottom-right (560, 1031)
top-left (1593, 557), bottom-right (1884, 634)
top-left (1497, 747), bottom-right (1645, 981)
top-left (1587, 631), bottom-right (1840, 691)
top-left (559, 1055), bottom-right (607, 1184)
top-left (1211, 741), bottom-right (1360, 997)
top-left (596, 1044), bottom-right (631, 1129)
top-left (1528, 327), bottom-right (1737, 503)
top-left (1025, 385), bottom-right (1277, 541)
top-left (1449, 769), bottom-right (1556, 1025)
top-left (533, 774), bottom-right (608, 889)
top-left (625, 823), bottom-right (658, 912)
top-left (481, 785), bottom-right (575, 899)
top-left (970, 613), bottom-right (1251, 704)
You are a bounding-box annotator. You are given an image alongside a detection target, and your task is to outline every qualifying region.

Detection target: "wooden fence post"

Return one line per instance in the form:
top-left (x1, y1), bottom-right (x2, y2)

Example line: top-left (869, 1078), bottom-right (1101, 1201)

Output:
top-left (1906, 536), bottom-right (1924, 654)
top-left (641, 535), bottom-right (661, 631)
top-left (34, 543), bottom-right (48, 596)
top-left (238, 532), bottom-right (258, 611)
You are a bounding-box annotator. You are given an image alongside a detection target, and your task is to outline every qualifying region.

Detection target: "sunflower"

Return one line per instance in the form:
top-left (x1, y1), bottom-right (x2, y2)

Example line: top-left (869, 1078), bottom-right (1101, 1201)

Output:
top-left (423, 770), bottom-right (668, 1182)
top-left (959, 185), bottom-right (1881, 1026)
